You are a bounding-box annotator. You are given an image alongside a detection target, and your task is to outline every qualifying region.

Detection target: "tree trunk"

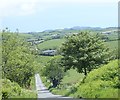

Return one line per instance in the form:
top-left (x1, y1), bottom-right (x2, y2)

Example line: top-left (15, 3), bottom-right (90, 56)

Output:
top-left (84, 67), bottom-right (87, 76)
top-left (52, 78), bottom-right (58, 88)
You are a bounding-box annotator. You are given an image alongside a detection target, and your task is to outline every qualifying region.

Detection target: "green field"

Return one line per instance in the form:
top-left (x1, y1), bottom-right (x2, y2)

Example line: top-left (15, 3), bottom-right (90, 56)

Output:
top-left (37, 38), bottom-right (118, 51)
top-left (61, 69), bottom-right (84, 85)
top-left (37, 38), bottom-right (65, 50)
top-left (105, 40), bottom-right (118, 50)
top-left (41, 68), bottom-right (85, 96)
top-left (51, 69), bottom-right (84, 95)
top-left (108, 32), bottom-right (118, 41)
top-left (35, 55), bottom-right (53, 66)
top-left (17, 33), bottom-right (34, 39)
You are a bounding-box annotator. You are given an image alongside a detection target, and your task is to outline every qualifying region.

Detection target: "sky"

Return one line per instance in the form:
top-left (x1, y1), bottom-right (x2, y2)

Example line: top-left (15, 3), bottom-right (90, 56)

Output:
top-left (0, 0), bottom-right (118, 32)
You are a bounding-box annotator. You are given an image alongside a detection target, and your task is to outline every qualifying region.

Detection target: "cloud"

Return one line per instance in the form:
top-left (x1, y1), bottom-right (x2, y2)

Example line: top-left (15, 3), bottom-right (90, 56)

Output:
top-left (0, 0), bottom-right (118, 18)
top-left (0, 0), bottom-right (40, 17)
top-left (18, 1), bottom-right (39, 16)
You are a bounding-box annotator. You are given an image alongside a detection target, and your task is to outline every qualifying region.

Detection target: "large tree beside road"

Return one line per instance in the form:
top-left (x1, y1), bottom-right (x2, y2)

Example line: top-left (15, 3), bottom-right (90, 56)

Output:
top-left (61, 32), bottom-right (111, 76)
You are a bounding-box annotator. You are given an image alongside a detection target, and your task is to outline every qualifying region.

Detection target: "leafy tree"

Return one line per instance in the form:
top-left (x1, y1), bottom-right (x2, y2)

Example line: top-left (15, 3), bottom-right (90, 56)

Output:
top-left (43, 56), bottom-right (64, 88)
top-left (61, 32), bottom-right (111, 76)
top-left (2, 32), bottom-right (35, 88)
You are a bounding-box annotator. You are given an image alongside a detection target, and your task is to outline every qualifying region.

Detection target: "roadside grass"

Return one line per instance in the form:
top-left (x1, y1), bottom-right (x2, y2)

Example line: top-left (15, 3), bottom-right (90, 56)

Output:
top-left (43, 69), bottom-right (85, 97)
top-left (30, 76), bottom-right (36, 91)
top-left (33, 55), bottom-right (53, 88)
top-left (105, 40), bottom-right (119, 58)
top-left (61, 69), bottom-right (84, 85)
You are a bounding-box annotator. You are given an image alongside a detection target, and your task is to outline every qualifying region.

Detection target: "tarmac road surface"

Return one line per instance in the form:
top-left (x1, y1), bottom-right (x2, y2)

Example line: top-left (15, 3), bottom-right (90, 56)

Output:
top-left (35, 73), bottom-right (71, 98)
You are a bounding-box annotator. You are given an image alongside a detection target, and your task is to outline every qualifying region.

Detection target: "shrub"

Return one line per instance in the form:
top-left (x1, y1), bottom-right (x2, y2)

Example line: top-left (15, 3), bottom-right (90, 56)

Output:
top-left (1, 79), bottom-right (37, 99)
top-left (73, 60), bottom-right (119, 98)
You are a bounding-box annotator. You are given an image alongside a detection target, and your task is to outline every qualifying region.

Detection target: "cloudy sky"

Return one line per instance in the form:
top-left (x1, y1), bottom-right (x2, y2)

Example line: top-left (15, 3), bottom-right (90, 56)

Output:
top-left (0, 0), bottom-right (118, 32)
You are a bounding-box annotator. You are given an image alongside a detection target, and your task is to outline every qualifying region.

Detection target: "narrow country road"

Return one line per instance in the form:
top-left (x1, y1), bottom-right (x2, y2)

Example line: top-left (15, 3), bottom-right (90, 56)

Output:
top-left (35, 73), bottom-right (71, 98)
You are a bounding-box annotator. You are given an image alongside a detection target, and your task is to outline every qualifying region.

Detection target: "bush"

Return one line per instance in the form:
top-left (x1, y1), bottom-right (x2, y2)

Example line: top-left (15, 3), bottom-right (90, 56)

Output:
top-left (85, 60), bottom-right (119, 87)
top-left (2, 32), bottom-right (35, 87)
top-left (2, 79), bottom-right (21, 99)
top-left (73, 60), bottom-right (119, 98)
top-left (1, 79), bottom-right (37, 99)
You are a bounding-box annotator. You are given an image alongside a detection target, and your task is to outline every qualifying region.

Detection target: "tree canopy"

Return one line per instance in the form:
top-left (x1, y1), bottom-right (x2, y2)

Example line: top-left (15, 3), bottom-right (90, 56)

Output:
top-left (2, 32), bottom-right (35, 87)
top-left (61, 32), bottom-right (111, 75)
top-left (42, 56), bottom-right (64, 87)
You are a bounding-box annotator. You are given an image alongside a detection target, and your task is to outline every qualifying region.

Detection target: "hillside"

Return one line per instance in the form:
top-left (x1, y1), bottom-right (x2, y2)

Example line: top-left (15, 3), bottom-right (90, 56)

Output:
top-left (24, 27), bottom-right (117, 41)
top-left (50, 60), bottom-right (119, 98)
top-left (72, 60), bottom-right (119, 98)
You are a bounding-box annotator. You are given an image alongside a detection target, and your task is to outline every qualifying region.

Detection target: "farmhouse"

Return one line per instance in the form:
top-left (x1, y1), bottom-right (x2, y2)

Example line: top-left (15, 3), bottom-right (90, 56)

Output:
top-left (42, 50), bottom-right (57, 56)
top-left (51, 34), bottom-right (60, 39)
top-left (34, 40), bottom-right (44, 44)
top-left (27, 39), bottom-right (44, 45)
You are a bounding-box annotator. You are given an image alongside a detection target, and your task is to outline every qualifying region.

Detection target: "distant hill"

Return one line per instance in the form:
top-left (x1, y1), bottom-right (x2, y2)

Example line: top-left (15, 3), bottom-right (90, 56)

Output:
top-left (26, 26), bottom-right (117, 34)
top-left (17, 26), bottom-right (117, 42)
top-left (64, 26), bottom-right (102, 31)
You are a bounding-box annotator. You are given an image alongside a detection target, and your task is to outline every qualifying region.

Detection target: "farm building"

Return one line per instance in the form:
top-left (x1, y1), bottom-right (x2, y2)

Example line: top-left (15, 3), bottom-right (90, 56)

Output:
top-left (41, 50), bottom-right (57, 56)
